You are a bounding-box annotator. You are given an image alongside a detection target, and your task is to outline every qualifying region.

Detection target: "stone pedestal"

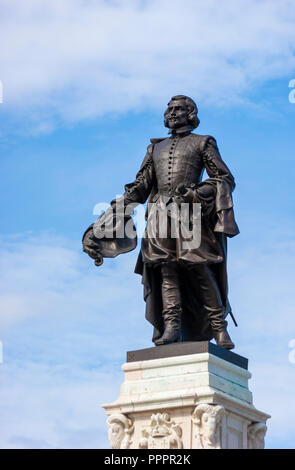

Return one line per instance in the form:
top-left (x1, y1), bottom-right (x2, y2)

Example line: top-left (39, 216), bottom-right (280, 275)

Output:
top-left (102, 342), bottom-right (270, 449)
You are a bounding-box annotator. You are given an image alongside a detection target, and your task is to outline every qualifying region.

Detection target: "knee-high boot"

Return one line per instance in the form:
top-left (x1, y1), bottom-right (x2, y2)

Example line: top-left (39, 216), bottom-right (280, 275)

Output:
top-left (194, 265), bottom-right (235, 350)
top-left (154, 264), bottom-right (182, 346)
top-left (205, 307), bottom-right (235, 350)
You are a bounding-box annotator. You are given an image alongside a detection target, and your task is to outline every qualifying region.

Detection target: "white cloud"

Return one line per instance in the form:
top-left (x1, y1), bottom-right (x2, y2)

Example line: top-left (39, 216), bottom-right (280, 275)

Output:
top-left (0, 0), bottom-right (295, 129)
top-left (0, 231), bottom-right (152, 356)
top-left (0, 360), bottom-right (121, 449)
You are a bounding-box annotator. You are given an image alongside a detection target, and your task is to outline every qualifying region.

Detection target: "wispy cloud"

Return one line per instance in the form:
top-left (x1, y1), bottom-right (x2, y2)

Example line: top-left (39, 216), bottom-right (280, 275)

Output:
top-left (0, 360), bottom-right (122, 449)
top-left (0, 0), bottom-right (295, 130)
top-left (0, 231), bottom-right (150, 353)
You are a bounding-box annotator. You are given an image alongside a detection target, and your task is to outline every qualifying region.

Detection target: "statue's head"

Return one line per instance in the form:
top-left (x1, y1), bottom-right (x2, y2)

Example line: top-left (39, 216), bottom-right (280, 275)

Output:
top-left (164, 95), bottom-right (200, 131)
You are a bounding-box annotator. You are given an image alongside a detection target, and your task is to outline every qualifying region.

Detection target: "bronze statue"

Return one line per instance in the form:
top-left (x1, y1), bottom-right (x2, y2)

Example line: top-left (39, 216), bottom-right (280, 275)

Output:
top-left (83, 95), bottom-right (239, 349)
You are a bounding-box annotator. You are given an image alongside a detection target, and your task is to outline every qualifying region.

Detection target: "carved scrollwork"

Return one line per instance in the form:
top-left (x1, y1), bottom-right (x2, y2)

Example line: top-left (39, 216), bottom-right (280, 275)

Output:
top-left (139, 412), bottom-right (183, 449)
top-left (107, 413), bottom-right (134, 449)
top-left (192, 404), bottom-right (225, 449)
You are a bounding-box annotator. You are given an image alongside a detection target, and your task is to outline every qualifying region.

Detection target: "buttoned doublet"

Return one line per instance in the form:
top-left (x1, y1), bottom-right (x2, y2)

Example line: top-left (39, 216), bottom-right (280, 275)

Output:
top-left (124, 132), bottom-right (239, 267)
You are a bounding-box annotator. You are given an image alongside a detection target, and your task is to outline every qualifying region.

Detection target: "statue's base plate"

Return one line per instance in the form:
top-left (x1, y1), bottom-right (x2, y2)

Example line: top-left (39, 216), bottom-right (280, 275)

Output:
top-left (127, 340), bottom-right (248, 370)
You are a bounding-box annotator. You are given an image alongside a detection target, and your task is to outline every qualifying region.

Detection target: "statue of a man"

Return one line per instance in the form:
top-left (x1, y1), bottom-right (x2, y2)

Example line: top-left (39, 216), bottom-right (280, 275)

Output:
top-left (83, 95), bottom-right (239, 349)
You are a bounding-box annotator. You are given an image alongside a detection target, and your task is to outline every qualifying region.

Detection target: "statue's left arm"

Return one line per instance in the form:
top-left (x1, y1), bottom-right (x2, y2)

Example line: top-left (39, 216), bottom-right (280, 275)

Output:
top-left (199, 136), bottom-right (239, 238)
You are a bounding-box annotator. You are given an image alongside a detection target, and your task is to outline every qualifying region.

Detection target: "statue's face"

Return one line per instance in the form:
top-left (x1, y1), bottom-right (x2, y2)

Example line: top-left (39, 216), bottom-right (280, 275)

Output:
top-left (164, 99), bottom-right (189, 129)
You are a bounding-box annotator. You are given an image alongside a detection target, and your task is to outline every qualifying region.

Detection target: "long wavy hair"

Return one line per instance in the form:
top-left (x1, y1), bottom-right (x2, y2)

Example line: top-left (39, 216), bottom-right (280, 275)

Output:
top-left (164, 95), bottom-right (200, 130)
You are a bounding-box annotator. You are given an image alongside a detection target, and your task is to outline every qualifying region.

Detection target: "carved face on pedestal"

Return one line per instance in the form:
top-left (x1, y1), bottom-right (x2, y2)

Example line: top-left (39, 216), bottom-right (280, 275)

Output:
top-left (248, 422), bottom-right (267, 449)
top-left (107, 413), bottom-right (134, 449)
top-left (192, 404), bottom-right (224, 449)
top-left (201, 411), bottom-right (219, 447)
top-left (108, 420), bottom-right (125, 449)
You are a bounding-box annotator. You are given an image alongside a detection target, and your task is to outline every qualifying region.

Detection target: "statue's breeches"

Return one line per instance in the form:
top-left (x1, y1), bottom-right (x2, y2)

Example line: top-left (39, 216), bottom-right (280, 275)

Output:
top-left (141, 198), bottom-right (224, 266)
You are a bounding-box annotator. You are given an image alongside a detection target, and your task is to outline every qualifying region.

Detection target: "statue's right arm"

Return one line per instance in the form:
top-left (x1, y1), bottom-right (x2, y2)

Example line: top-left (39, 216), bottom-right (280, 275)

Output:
top-left (121, 144), bottom-right (155, 207)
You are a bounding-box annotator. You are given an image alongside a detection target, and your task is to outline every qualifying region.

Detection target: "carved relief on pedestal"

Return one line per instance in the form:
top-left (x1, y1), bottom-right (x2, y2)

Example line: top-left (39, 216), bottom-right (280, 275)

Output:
top-left (192, 404), bottom-right (225, 449)
top-left (107, 413), bottom-right (134, 449)
top-left (248, 422), bottom-right (267, 449)
top-left (139, 413), bottom-right (183, 449)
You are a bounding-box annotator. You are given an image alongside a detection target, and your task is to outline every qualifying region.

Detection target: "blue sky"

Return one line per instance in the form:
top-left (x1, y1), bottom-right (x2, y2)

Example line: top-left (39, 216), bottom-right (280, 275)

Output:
top-left (0, 0), bottom-right (295, 449)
